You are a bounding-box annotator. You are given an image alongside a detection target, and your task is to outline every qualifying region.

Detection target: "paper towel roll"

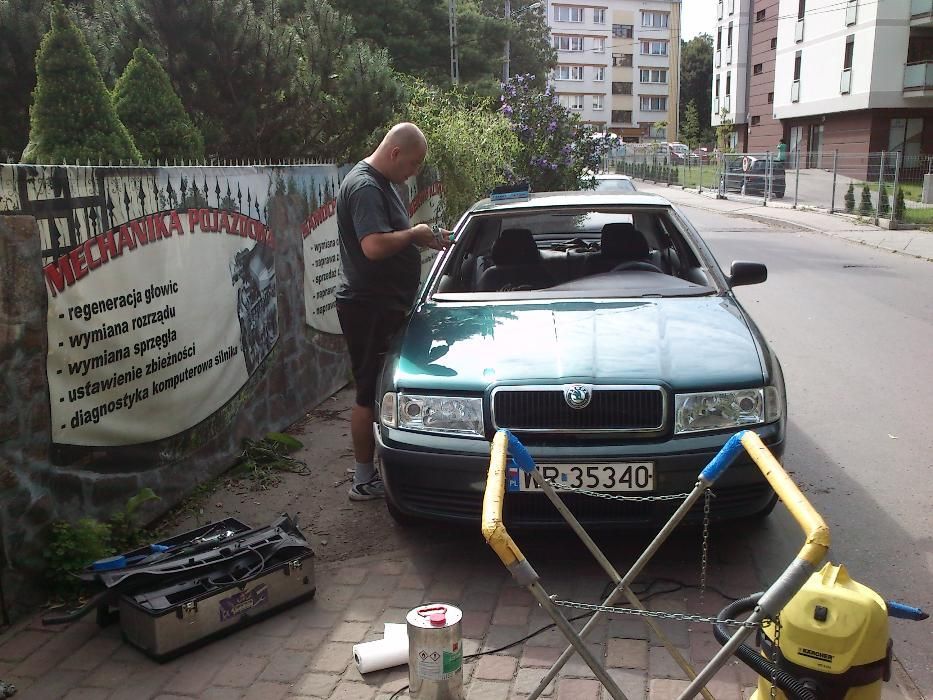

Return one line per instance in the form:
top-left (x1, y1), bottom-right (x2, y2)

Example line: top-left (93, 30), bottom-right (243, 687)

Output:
top-left (353, 624), bottom-right (409, 673)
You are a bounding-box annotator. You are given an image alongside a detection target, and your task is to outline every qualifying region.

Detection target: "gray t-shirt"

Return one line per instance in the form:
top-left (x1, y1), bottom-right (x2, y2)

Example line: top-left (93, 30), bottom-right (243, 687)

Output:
top-left (335, 161), bottom-right (421, 311)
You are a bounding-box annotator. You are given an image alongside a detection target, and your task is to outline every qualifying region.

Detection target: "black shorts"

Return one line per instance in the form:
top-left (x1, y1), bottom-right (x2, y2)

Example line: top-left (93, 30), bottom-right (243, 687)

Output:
top-left (336, 300), bottom-right (407, 408)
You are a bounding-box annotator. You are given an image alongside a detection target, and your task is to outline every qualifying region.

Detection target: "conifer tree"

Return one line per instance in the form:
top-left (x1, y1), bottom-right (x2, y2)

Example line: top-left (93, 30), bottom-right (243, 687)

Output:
top-left (858, 184), bottom-right (874, 217)
top-left (877, 183), bottom-right (890, 218)
top-left (23, 3), bottom-right (140, 164)
top-left (112, 46), bottom-right (203, 162)
top-left (844, 182), bottom-right (855, 213)
top-left (894, 187), bottom-right (906, 222)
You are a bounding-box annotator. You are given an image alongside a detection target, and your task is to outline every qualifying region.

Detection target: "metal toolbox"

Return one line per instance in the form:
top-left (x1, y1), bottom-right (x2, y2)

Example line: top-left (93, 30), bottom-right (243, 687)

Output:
top-left (118, 549), bottom-right (315, 661)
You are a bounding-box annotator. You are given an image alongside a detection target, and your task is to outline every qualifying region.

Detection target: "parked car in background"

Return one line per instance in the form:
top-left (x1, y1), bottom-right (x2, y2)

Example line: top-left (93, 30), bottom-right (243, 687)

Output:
top-left (668, 142), bottom-right (690, 163)
top-left (375, 190), bottom-right (786, 528)
top-left (594, 173), bottom-right (637, 193)
top-left (720, 155), bottom-right (786, 198)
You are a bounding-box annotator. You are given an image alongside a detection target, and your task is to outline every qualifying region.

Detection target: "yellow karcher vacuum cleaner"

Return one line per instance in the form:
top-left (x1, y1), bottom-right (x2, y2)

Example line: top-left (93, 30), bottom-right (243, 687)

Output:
top-left (715, 562), bottom-right (928, 700)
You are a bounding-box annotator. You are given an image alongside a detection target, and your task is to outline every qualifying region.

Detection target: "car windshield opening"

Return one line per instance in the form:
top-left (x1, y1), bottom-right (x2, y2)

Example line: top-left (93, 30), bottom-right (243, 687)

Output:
top-left (431, 205), bottom-right (718, 300)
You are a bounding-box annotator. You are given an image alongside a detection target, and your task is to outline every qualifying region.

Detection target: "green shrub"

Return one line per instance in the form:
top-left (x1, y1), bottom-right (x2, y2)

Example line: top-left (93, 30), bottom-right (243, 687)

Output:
top-left (894, 187), bottom-right (906, 221)
top-left (858, 184), bottom-right (874, 217)
top-left (844, 183), bottom-right (855, 213)
top-left (878, 184), bottom-right (890, 218)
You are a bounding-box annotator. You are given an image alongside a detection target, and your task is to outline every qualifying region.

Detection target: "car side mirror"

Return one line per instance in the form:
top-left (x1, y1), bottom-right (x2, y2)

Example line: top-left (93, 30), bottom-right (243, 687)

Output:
top-left (729, 261), bottom-right (767, 287)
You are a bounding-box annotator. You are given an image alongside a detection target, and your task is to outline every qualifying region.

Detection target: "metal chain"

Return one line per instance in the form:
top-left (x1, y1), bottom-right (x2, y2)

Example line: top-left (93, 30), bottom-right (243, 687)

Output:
top-left (546, 480), bottom-right (690, 502)
top-left (550, 598), bottom-right (769, 629)
top-left (699, 489), bottom-right (711, 609)
top-left (770, 613), bottom-right (782, 699)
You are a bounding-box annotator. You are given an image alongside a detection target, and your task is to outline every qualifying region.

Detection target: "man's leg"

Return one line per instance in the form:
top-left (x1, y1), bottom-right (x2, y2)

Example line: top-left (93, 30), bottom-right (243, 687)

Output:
top-left (350, 403), bottom-right (376, 465)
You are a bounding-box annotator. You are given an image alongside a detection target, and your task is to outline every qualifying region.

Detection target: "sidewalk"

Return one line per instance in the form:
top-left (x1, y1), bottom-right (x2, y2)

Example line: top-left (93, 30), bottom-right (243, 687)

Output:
top-left (635, 182), bottom-right (933, 262)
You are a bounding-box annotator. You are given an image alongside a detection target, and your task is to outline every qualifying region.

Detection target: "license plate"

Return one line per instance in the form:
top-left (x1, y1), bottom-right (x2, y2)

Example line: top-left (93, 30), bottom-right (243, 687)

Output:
top-left (507, 463), bottom-right (655, 493)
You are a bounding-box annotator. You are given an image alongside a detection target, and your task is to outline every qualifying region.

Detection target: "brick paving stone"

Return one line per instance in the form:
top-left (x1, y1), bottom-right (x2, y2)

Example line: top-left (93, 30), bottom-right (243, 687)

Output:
top-left (605, 668), bottom-right (649, 700)
top-left (213, 654), bottom-right (269, 687)
top-left (334, 567), bottom-right (370, 585)
top-left (242, 680), bottom-right (291, 700)
top-left (107, 667), bottom-right (173, 700)
top-left (330, 622), bottom-right (371, 643)
top-left (378, 668), bottom-right (408, 692)
top-left (372, 561), bottom-right (406, 576)
top-left (259, 649), bottom-right (314, 683)
top-left (310, 642), bottom-right (354, 674)
top-left (397, 574), bottom-right (429, 590)
top-left (386, 588), bottom-right (427, 609)
top-left (371, 608), bottom-right (411, 629)
top-left (729, 659), bottom-right (760, 687)
top-left (498, 586), bottom-right (534, 606)
top-left (703, 678), bottom-right (744, 700)
top-left (466, 679), bottom-right (511, 700)
top-left (21, 672), bottom-right (92, 700)
top-left (460, 612), bottom-right (491, 639)
top-left (240, 632), bottom-right (286, 657)
top-left (491, 605), bottom-right (530, 627)
top-left (460, 591), bottom-right (498, 613)
top-left (520, 645), bottom-right (564, 668)
top-left (81, 658), bottom-right (137, 688)
top-left (284, 626), bottom-right (329, 652)
top-left (201, 687), bottom-right (245, 700)
top-left (606, 638), bottom-right (649, 669)
top-left (358, 576), bottom-right (402, 598)
top-left (294, 671), bottom-right (341, 697)
top-left (253, 611), bottom-right (303, 637)
top-left (160, 655), bottom-right (223, 695)
top-left (608, 617), bottom-right (650, 640)
top-left (648, 645), bottom-right (692, 680)
top-left (513, 667), bottom-right (555, 697)
top-left (0, 630), bottom-right (52, 662)
top-left (557, 677), bottom-right (602, 700)
top-left (689, 630), bottom-right (721, 664)
top-left (426, 580), bottom-right (466, 600)
top-left (331, 680), bottom-right (377, 699)
top-left (558, 642), bottom-right (605, 678)
top-left (343, 598), bottom-right (388, 623)
top-left (317, 585), bottom-right (362, 612)
top-left (62, 690), bottom-right (110, 700)
top-left (481, 625), bottom-right (529, 658)
top-left (58, 634), bottom-right (123, 672)
top-left (648, 678), bottom-right (692, 699)
top-left (473, 654), bottom-right (518, 681)
top-left (296, 607), bottom-right (342, 629)
top-left (153, 695), bottom-right (201, 700)
top-left (9, 621), bottom-right (100, 677)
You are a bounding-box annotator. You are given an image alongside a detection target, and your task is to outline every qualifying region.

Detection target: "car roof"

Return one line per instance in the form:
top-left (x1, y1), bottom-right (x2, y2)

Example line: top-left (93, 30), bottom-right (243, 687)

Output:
top-left (469, 191), bottom-right (672, 213)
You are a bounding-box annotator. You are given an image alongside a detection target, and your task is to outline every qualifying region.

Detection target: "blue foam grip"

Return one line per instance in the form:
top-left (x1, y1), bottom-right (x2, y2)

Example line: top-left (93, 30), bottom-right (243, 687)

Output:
top-left (699, 430), bottom-right (748, 483)
top-left (505, 430), bottom-right (537, 473)
top-left (887, 601), bottom-right (929, 621)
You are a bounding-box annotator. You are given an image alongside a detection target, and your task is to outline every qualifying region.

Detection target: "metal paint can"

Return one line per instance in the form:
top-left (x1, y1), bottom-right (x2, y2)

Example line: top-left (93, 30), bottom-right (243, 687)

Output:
top-left (406, 603), bottom-right (464, 700)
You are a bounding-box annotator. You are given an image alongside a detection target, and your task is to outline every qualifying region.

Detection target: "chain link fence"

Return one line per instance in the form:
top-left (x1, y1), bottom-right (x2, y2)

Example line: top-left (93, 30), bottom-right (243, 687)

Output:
top-left (610, 150), bottom-right (933, 229)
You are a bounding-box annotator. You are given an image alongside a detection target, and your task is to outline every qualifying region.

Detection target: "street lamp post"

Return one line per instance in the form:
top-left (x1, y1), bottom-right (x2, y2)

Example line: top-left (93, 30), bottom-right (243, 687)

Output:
top-left (503, 1), bottom-right (541, 82)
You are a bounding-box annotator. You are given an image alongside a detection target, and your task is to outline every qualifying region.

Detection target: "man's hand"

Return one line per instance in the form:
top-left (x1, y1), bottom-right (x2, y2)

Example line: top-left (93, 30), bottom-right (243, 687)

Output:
top-left (361, 223), bottom-right (452, 260)
top-left (411, 223), bottom-right (452, 251)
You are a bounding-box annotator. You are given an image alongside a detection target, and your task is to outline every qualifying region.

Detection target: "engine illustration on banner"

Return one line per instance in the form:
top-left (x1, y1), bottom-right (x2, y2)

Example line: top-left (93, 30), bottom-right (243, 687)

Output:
top-left (0, 164), bottom-right (281, 447)
top-left (301, 167), bottom-right (443, 334)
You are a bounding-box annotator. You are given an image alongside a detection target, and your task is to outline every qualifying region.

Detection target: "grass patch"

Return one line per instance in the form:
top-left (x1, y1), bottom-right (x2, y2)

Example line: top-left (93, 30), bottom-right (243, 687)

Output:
top-left (855, 181), bottom-right (923, 202)
top-left (676, 166), bottom-right (720, 190)
top-left (901, 207), bottom-right (933, 228)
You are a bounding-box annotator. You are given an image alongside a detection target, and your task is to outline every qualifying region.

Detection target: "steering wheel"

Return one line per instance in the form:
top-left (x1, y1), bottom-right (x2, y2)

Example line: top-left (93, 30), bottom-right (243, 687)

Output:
top-left (612, 260), bottom-right (664, 274)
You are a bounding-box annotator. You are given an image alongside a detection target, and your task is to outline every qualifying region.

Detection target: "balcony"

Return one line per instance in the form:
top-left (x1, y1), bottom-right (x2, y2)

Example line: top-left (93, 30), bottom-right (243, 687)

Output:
top-left (713, 96), bottom-right (720, 114)
top-left (726, 45), bottom-right (732, 64)
top-left (795, 19), bottom-right (805, 42)
top-left (845, 0), bottom-right (857, 25)
top-left (910, 0), bottom-right (932, 24)
top-left (840, 69), bottom-right (851, 94)
top-left (723, 94), bottom-right (731, 111)
top-left (791, 80), bottom-right (800, 102)
top-left (903, 61), bottom-right (933, 95)
top-left (717, 1), bottom-right (723, 19)
top-left (715, 51), bottom-right (721, 67)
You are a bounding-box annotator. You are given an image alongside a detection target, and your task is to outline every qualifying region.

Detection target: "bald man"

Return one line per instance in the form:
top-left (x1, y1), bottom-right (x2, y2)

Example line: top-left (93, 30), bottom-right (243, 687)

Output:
top-left (335, 122), bottom-right (451, 501)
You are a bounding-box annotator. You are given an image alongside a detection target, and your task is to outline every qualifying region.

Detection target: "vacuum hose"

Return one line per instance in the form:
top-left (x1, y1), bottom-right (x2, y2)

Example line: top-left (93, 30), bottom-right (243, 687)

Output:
top-left (714, 594), bottom-right (819, 700)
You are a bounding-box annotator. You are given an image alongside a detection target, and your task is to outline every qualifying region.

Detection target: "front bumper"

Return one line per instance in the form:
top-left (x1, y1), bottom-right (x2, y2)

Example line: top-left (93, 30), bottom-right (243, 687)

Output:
top-left (377, 423), bottom-right (784, 527)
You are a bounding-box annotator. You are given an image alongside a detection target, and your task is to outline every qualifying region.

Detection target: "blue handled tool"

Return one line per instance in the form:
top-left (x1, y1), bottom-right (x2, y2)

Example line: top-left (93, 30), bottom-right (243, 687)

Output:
top-left (91, 544), bottom-right (170, 571)
top-left (886, 601), bottom-right (929, 621)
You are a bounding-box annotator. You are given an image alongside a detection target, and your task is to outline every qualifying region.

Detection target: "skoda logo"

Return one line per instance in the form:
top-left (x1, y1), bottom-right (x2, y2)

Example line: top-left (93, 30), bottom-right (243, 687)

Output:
top-left (563, 384), bottom-right (592, 410)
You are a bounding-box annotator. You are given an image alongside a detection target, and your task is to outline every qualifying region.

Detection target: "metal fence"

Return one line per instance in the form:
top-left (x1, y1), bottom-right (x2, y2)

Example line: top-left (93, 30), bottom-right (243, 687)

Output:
top-left (610, 150), bottom-right (933, 229)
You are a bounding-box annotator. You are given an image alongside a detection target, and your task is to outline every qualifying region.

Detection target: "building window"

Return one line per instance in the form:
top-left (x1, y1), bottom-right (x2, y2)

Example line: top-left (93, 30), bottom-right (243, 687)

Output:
top-left (554, 5), bottom-right (584, 22)
top-left (639, 68), bottom-right (668, 83)
top-left (726, 71), bottom-right (731, 96)
top-left (641, 11), bottom-right (669, 28)
top-left (889, 118), bottom-right (924, 160)
top-left (771, 37), bottom-right (778, 49)
top-left (593, 94), bottom-right (604, 110)
top-left (570, 95), bottom-right (584, 110)
top-left (640, 96), bottom-right (667, 111)
top-left (612, 24), bottom-right (633, 38)
top-left (612, 53), bottom-right (633, 67)
top-left (727, 22), bottom-right (733, 47)
top-left (843, 34), bottom-right (854, 70)
top-left (753, 63), bottom-right (763, 75)
top-left (553, 65), bottom-right (585, 80)
top-left (612, 81), bottom-right (633, 95)
top-left (715, 75), bottom-right (720, 97)
top-left (767, 91), bottom-right (774, 103)
top-left (716, 27), bottom-right (722, 51)
top-left (594, 66), bottom-right (605, 81)
top-left (593, 7), bottom-right (606, 23)
top-left (553, 35), bottom-right (584, 51)
top-left (751, 115), bottom-right (761, 125)
top-left (640, 40), bottom-right (668, 56)
top-left (594, 37), bottom-right (605, 53)
top-left (794, 51), bottom-right (802, 80)
top-left (612, 110), bottom-right (633, 124)
top-left (756, 8), bottom-right (766, 21)
top-left (798, 0), bottom-right (806, 20)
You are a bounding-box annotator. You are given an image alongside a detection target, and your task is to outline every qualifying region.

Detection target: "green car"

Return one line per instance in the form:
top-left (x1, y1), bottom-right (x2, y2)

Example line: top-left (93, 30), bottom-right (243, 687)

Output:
top-left (375, 191), bottom-right (785, 527)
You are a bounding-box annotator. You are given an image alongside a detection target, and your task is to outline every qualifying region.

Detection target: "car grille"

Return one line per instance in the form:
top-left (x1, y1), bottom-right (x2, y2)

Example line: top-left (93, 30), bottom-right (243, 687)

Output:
top-left (492, 387), bottom-right (665, 433)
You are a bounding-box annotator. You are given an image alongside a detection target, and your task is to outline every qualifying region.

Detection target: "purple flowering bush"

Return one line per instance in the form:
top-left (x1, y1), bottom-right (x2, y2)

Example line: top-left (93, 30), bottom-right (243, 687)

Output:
top-left (499, 74), bottom-right (605, 192)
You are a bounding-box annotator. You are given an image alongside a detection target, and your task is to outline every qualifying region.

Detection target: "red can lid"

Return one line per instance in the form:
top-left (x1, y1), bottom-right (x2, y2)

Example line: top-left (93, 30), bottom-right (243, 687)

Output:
top-left (429, 612), bottom-right (447, 626)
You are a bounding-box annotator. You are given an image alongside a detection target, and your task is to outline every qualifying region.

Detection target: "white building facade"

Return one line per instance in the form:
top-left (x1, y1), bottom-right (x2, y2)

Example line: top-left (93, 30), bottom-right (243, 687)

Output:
top-left (711, 0), bottom-right (752, 150)
top-left (545, 0), bottom-right (681, 141)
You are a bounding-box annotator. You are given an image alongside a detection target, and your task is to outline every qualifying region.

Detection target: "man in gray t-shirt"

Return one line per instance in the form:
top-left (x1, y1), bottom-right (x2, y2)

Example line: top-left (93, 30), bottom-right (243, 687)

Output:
top-left (335, 123), bottom-right (450, 501)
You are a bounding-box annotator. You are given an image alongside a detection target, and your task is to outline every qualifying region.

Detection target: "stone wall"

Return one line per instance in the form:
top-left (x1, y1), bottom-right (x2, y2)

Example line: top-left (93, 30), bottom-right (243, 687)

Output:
top-left (0, 189), bottom-right (350, 619)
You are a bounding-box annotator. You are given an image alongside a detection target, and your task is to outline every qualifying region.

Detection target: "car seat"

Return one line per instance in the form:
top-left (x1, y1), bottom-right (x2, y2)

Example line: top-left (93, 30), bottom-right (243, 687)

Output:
top-left (585, 222), bottom-right (663, 275)
top-left (475, 228), bottom-right (556, 291)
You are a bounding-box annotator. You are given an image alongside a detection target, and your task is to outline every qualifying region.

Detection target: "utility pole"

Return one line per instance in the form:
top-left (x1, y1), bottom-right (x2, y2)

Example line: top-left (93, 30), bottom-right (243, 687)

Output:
top-left (503, 0), bottom-right (511, 82)
top-left (449, 0), bottom-right (460, 84)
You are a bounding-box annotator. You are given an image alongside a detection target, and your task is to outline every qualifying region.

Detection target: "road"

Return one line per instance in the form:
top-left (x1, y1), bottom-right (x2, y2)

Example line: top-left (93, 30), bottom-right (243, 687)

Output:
top-left (684, 202), bottom-right (933, 695)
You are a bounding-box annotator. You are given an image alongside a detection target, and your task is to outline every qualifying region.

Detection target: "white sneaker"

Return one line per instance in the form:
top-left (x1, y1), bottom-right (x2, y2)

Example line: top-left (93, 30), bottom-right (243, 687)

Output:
top-left (348, 477), bottom-right (386, 501)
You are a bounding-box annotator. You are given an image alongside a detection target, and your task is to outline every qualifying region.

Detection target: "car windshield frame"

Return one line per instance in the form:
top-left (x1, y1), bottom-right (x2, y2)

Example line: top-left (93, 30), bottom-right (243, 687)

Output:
top-left (423, 202), bottom-right (728, 304)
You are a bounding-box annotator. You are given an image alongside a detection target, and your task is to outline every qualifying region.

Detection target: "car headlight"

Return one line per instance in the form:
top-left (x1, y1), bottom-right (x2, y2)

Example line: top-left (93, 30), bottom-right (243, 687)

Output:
top-left (393, 393), bottom-right (484, 437)
top-left (674, 387), bottom-right (782, 434)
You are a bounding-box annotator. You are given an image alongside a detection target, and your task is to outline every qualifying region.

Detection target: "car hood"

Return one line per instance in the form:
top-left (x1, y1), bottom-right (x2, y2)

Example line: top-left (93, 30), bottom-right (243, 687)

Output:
top-left (392, 298), bottom-right (765, 391)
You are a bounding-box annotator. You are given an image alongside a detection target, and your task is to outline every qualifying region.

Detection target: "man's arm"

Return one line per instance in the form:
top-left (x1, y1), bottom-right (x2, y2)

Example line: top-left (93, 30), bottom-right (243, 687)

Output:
top-left (360, 224), bottom-right (448, 260)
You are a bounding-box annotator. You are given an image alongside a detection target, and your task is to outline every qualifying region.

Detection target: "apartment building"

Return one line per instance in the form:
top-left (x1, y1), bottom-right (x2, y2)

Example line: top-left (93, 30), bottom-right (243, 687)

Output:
top-left (545, 0), bottom-right (681, 142)
top-left (711, 0), bottom-right (932, 164)
top-left (773, 0), bottom-right (932, 169)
